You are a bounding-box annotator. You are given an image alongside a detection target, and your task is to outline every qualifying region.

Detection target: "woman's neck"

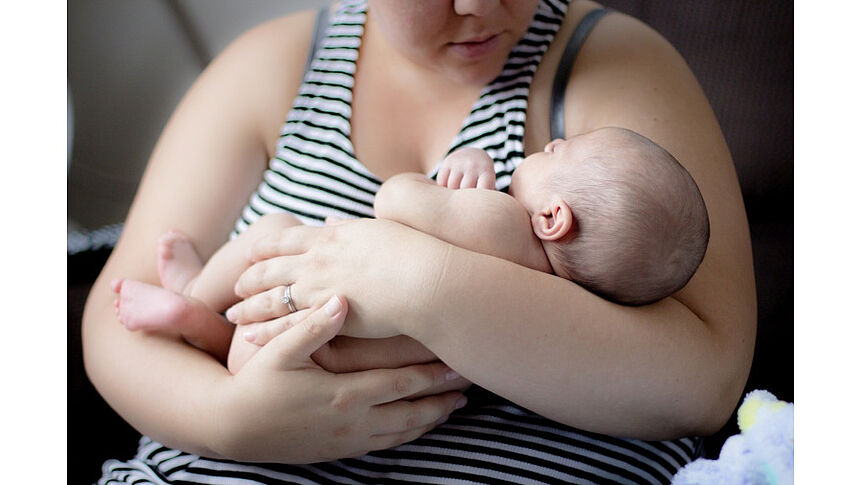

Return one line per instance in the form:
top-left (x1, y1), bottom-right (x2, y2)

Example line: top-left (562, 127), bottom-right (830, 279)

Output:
top-left (351, 12), bottom-right (485, 178)
top-left (362, 9), bottom-right (485, 97)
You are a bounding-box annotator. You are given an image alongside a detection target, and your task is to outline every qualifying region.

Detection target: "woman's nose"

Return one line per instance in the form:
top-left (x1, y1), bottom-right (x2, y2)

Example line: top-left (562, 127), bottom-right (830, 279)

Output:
top-left (453, 0), bottom-right (501, 17)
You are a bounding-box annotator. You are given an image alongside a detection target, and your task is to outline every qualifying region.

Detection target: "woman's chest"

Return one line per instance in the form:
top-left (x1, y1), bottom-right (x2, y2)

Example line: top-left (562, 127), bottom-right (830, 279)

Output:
top-left (349, 78), bottom-right (481, 180)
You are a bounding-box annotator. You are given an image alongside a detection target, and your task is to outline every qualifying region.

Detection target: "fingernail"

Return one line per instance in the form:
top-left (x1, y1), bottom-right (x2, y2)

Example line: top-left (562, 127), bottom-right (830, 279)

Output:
top-left (445, 369), bottom-right (461, 381)
top-left (435, 416), bottom-right (449, 426)
top-left (323, 296), bottom-right (343, 318)
top-left (454, 397), bottom-right (468, 410)
top-left (225, 307), bottom-right (237, 322)
top-left (243, 330), bottom-right (256, 342)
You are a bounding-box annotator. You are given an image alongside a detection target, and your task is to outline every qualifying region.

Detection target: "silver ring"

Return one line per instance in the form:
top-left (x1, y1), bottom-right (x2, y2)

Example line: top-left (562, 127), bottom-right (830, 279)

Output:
top-left (281, 285), bottom-right (297, 313)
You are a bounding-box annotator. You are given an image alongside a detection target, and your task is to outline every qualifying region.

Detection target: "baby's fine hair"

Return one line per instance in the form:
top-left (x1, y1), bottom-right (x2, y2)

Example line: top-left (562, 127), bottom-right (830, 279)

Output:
top-left (547, 128), bottom-right (709, 305)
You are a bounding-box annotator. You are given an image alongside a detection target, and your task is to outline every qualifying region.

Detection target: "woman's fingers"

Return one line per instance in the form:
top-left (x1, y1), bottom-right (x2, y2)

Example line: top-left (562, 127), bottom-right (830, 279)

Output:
top-left (367, 391), bottom-right (466, 450)
top-left (312, 335), bottom-right (438, 374)
top-left (239, 308), bottom-right (313, 346)
top-left (227, 285), bottom-right (295, 324)
top-left (257, 295), bottom-right (348, 368)
top-left (368, 424), bottom-right (437, 453)
top-left (404, 375), bottom-right (472, 401)
top-left (235, 256), bottom-right (299, 298)
top-left (370, 390), bottom-right (466, 435)
top-left (247, 224), bottom-right (320, 263)
top-left (340, 362), bottom-right (461, 406)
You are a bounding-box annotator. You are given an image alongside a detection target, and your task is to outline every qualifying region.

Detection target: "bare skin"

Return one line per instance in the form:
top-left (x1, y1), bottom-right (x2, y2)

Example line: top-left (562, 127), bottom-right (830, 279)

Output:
top-left (232, 1), bottom-right (755, 438)
top-left (83, 0), bottom-right (755, 465)
top-left (112, 213), bottom-right (310, 373)
top-left (84, 9), bottom-right (469, 460)
top-left (111, 143), bottom-right (542, 371)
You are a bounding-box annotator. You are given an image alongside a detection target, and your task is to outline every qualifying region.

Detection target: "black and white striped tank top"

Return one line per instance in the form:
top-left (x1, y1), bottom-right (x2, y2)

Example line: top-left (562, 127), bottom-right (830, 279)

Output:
top-left (100, 1), bottom-right (703, 483)
top-left (232, 0), bottom-right (566, 232)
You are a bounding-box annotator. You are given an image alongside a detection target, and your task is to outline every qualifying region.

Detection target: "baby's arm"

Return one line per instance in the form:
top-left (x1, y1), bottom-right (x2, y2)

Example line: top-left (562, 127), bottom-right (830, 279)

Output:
top-left (186, 212), bottom-right (302, 310)
top-left (375, 173), bottom-right (551, 273)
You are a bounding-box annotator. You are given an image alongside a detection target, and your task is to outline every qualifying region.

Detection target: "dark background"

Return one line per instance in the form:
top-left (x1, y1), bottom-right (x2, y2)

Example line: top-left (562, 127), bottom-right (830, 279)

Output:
top-left (69, 1), bottom-right (792, 482)
top-left (600, 0), bottom-right (793, 458)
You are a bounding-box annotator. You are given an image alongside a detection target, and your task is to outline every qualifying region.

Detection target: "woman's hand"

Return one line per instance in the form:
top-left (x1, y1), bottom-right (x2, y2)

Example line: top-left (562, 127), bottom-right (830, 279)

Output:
top-left (312, 335), bottom-right (436, 372)
top-left (211, 297), bottom-right (467, 464)
top-left (235, 320), bottom-right (440, 373)
top-left (231, 219), bottom-right (446, 340)
top-left (312, 335), bottom-right (473, 399)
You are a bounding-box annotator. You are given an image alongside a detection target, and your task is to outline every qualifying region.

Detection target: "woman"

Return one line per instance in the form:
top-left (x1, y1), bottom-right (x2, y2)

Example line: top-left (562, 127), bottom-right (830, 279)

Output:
top-left (84, 0), bottom-right (756, 482)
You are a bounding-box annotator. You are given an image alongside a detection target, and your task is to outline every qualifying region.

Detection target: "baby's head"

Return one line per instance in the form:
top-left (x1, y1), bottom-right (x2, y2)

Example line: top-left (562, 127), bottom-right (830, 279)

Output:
top-left (509, 127), bottom-right (709, 305)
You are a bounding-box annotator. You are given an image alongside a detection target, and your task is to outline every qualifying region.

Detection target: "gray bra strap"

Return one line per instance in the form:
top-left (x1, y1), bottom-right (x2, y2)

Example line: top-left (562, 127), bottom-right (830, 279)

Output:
top-left (304, 7), bottom-right (330, 76)
top-left (550, 8), bottom-right (610, 140)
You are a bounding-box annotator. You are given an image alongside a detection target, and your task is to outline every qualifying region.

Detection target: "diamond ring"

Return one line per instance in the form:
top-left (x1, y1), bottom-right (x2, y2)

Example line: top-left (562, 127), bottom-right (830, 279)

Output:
top-left (281, 285), bottom-right (297, 313)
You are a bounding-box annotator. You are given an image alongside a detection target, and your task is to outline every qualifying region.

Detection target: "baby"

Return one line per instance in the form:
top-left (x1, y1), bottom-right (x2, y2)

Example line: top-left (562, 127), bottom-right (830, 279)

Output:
top-left (112, 126), bottom-right (708, 373)
top-left (378, 126), bottom-right (710, 306)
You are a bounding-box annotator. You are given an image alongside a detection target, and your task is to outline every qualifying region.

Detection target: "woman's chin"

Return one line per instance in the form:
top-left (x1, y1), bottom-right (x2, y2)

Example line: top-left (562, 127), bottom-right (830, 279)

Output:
top-left (443, 63), bottom-right (507, 87)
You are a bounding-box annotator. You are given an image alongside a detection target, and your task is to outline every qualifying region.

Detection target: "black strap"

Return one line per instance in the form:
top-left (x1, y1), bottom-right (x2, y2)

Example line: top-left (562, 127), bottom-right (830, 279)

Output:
top-left (550, 8), bottom-right (610, 140)
top-left (304, 8), bottom-right (329, 77)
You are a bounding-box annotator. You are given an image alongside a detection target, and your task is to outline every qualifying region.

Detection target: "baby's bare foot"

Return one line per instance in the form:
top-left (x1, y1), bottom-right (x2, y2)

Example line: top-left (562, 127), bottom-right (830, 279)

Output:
top-left (157, 230), bottom-right (203, 294)
top-left (112, 278), bottom-right (196, 332)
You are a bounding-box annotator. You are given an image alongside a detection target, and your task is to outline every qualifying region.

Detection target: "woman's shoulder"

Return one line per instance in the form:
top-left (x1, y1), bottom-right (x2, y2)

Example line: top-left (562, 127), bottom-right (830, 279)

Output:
top-left (212, 9), bottom-right (320, 90)
top-left (533, 1), bottom-right (676, 86)
top-left (553, 1), bottom-right (681, 62)
top-left (224, 9), bottom-right (319, 62)
top-left (528, 1), bottom-right (706, 144)
top-left (205, 9), bottom-right (322, 153)
top-left (566, 3), bottom-right (686, 75)
top-left (528, 1), bottom-right (687, 148)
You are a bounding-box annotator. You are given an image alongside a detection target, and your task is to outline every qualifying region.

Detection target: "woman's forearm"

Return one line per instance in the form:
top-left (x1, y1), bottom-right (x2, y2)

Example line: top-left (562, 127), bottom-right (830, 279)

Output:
top-left (83, 272), bottom-right (229, 457)
top-left (403, 243), bottom-right (753, 440)
top-left (235, 216), bottom-right (752, 439)
top-left (374, 179), bottom-right (735, 436)
top-left (85, 267), bottom-right (471, 463)
top-left (395, 11), bottom-right (759, 440)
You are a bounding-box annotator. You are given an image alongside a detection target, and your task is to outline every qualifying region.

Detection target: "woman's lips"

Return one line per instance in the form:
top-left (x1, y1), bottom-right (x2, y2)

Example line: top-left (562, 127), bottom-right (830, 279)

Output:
top-left (448, 34), bottom-right (501, 60)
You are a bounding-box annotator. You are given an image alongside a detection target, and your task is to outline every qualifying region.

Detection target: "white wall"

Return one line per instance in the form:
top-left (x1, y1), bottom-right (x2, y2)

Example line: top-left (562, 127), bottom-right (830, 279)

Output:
top-left (68, 0), bottom-right (330, 230)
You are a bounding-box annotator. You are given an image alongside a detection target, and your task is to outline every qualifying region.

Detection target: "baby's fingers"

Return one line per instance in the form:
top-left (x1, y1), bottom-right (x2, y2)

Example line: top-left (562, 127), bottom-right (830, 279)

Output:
top-left (477, 171), bottom-right (496, 190)
top-left (446, 170), bottom-right (464, 189)
top-left (459, 172), bottom-right (479, 189)
top-left (436, 166), bottom-right (451, 187)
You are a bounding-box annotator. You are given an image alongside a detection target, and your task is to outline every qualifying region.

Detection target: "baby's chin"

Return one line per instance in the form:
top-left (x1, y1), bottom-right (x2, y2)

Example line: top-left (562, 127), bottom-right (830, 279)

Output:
top-left (509, 158), bottom-right (539, 196)
top-left (506, 178), bottom-right (531, 208)
top-left (508, 171), bottom-right (522, 198)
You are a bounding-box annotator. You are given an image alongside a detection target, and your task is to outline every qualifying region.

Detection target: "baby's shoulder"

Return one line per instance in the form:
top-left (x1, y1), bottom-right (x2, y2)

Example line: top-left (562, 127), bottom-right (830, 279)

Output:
top-left (448, 190), bottom-right (532, 246)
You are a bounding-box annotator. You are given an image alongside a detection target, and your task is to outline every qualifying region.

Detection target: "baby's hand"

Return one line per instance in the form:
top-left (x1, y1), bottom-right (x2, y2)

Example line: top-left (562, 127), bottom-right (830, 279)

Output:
top-left (436, 147), bottom-right (495, 190)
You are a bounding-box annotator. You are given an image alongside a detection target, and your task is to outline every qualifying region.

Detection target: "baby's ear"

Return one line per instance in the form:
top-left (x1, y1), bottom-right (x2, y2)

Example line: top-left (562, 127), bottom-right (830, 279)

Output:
top-left (531, 198), bottom-right (575, 241)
